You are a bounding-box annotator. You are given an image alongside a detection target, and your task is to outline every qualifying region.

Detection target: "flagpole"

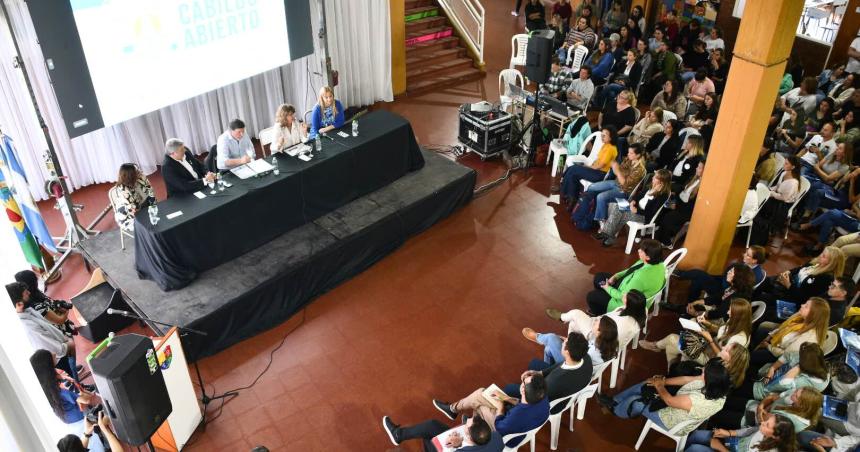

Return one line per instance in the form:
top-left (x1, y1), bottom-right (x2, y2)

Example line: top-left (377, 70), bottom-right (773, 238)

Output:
top-left (1, 0), bottom-right (95, 279)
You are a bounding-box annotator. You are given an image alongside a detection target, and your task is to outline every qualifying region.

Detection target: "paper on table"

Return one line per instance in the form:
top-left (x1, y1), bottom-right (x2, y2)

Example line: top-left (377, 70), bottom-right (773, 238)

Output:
top-left (298, 154), bottom-right (312, 162)
top-left (678, 317), bottom-right (702, 333)
top-left (193, 191), bottom-right (206, 199)
top-left (247, 159), bottom-right (274, 173)
top-left (337, 131), bottom-right (350, 138)
top-left (165, 211), bottom-right (183, 220)
top-left (230, 165), bottom-right (256, 179)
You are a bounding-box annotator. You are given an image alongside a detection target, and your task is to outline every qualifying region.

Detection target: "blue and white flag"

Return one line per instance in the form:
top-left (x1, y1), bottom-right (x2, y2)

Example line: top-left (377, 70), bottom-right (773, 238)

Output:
top-left (0, 134), bottom-right (56, 252)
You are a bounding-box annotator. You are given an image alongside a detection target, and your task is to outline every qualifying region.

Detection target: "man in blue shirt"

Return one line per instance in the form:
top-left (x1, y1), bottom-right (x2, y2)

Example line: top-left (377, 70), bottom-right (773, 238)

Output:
top-left (381, 412), bottom-right (503, 451)
top-left (216, 118), bottom-right (254, 170)
top-left (432, 374), bottom-right (550, 447)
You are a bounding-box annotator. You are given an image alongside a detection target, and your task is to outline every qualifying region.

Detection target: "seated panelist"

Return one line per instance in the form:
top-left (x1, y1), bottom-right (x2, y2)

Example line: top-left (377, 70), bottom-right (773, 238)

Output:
top-left (272, 103), bottom-right (307, 152)
top-left (216, 118), bottom-right (254, 170)
top-left (161, 138), bottom-right (215, 197)
top-left (309, 85), bottom-right (345, 139)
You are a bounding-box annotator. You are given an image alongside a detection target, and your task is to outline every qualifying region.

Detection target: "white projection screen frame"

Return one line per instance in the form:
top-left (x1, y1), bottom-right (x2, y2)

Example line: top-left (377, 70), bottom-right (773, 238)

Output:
top-left (25, 0), bottom-right (313, 138)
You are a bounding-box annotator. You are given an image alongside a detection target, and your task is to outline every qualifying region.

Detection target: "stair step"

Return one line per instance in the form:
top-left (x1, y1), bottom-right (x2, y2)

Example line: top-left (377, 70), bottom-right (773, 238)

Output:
top-left (407, 57), bottom-right (475, 83)
top-left (406, 16), bottom-right (447, 33)
top-left (405, 36), bottom-right (461, 56)
top-left (405, 5), bottom-right (439, 17)
top-left (406, 26), bottom-right (453, 45)
top-left (406, 46), bottom-right (464, 66)
top-left (406, 67), bottom-right (485, 95)
top-left (405, 0), bottom-right (434, 10)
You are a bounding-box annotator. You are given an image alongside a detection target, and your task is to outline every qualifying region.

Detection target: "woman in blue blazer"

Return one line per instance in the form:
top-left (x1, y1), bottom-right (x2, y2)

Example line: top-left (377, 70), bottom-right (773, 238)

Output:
top-left (309, 85), bottom-right (345, 139)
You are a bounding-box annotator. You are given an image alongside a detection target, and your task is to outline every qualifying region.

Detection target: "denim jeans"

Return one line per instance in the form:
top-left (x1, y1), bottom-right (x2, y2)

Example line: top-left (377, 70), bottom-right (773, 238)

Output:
top-left (612, 382), bottom-right (668, 428)
top-left (804, 181), bottom-right (848, 215)
top-left (811, 209), bottom-right (860, 243)
top-left (537, 333), bottom-right (565, 365)
top-left (593, 186), bottom-right (626, 221)
top-left (561, 165), bottom-right (607, 200)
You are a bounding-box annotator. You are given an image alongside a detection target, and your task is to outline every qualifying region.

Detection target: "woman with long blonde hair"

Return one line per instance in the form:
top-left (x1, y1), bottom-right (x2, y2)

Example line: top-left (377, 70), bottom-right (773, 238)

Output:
top-left (750, 297), bottom-right (830, 369)
top-left (761, 247), bottom-right (845, 314)
top-left (309, 85), bottom-right (344, 139)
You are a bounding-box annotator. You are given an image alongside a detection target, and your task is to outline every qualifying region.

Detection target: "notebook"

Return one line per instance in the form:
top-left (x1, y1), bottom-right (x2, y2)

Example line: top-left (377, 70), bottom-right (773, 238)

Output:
top-left (823, 395), bottom-right (849, 422)
top-left (776, 300), bottom-right (798, 320)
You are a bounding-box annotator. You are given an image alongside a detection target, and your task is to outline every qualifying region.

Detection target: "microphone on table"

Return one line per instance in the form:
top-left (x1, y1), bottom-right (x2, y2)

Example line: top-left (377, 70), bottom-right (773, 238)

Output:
top-left (106, 308), bottom-right (132, 316)
top-left (321, 132), bottom-right (335, 141)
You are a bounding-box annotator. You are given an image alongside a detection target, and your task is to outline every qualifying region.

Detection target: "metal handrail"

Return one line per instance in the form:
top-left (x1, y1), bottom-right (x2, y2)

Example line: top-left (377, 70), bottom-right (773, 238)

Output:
top-left (437, 0), bottom-right (485, 65)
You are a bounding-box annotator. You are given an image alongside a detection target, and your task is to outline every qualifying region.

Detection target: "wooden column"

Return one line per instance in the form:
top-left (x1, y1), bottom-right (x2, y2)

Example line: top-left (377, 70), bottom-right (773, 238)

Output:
top-left (683, 0), bottom-right (805, 272)
top-left (390, 0), bottom-right (407, 96)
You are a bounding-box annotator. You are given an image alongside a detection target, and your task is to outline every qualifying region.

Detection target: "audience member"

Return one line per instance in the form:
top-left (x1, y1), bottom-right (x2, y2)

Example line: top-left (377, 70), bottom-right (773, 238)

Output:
top-left (756, 138), bottom-right (778, 184)
top-left (651, 79), bottom-right (687, 120)
top-left (660, 9), bottom-right (680, 43)
top-left (654, 160), bottom-right (704, 246)
top-left (749, 297), bottom-right (830, 369)
top-left (584, 142), bottom-right (647, 228)
top-left (817, 63), bottom-right (846, 97)
top-left (382, 413), bottom-right (502, 451)
top-left (598, 90), bottom-right (637, 137)
top-left (432, 375), bottom-right (549, 447)
top-left (828, 73), bottom-right (857, 108)
top-left (702, 27), bottom-right (725, 52)
top-left (595, 50), bottom-right (641, 107)
top-left (14, 270), bottom-right (75, 338)
top-left (593, 168), bottom-right (670, 247)
top-left (670, 134), bottom-right (706, 192)
top-left (760, 247), bottom-right (845, 307)
top-left (676, 18), bottom-right (702, 54)
top-left (680, 41), bottom-right (710, 83)
top-left (751, 155), bottom-right (801, 243)
top-left (560, 126), bottom-right (618, 204)
top-left (585, 239), bottom-right (666, 315)
top-left (9, 283), bottom-right (78, 380)
top-left (648, 28), bottom-right (665, 53)
top-left (685, 70), bottom-right (715, 110)
top-left (708, 48), bottom-right (729, 94)
top-left (601, 0), bottom-right (626, 35)
top-left (161, 138), bottom-right (215, 197)
top-left (628, 108), bottom-right (664, 146)
top-left (629, 5), bottom-right (645, 35)
top-left (646, 118), bottom-right (683, 170)
top-left (675, 246), bottom-right (768, 307)
top-left (108, 163), bottom-right (155, 232)
top-left (686, 413), bottom-right (796, 452)
top-left (566, 67), bottom-right (595, 111)
top-left (585, 39), bottom-right (615, 84)
top-left (524, 0), bottom-right (546, 30)
top-left (557, 16), bottom-right (596, 62)
top-left (598, 359), bottom-right (732, 439)
top-left (649, 41), bottom-right (679, 94)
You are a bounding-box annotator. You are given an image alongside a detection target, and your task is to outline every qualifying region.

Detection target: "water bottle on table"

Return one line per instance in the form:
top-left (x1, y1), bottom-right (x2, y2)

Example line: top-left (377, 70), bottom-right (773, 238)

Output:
top-left (314, 136), bottom-right (321, 153)
top-left (272, 155), bottom-right (279, 176)
top-left (148, 202), bottom-right (159, 226)
top-left (352, 120), bottom-right (359, 137)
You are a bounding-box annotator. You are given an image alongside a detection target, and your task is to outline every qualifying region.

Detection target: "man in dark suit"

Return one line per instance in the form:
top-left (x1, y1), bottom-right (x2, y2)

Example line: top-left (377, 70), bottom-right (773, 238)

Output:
top-left (161, 138), bottom-right (215, 197)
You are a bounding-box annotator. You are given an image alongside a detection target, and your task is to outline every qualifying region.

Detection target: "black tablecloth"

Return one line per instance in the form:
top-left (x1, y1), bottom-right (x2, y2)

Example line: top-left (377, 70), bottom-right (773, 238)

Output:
top-left (134, 110), bottom-right (424, 290)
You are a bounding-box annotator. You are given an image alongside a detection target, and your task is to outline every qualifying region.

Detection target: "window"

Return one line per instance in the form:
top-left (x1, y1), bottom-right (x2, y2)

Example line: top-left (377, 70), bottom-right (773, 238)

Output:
top-left (733, 0), bottom-right (846, 45)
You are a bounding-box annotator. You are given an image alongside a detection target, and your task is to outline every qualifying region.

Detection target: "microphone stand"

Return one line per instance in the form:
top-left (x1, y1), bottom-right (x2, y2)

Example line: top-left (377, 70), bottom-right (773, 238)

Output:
top-left (107, 311), bottom-right (237, 426)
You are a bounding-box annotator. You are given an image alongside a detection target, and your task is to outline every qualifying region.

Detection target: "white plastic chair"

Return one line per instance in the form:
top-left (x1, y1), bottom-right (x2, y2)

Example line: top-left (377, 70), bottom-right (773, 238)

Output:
top-left (769, 153), bottom-right (786, 187)
top-left (499, 68), bottom-right (525, 112)
top-left (784, 177), bottom-right (812, 239)
top-left (661, 110), bottom-right (677, 125)
top-left (636, 417), bottom-right (703, 452)
top-left (511, 34), bottom-right (529, 69)
top-left (824, 330), bottom-right (839, 355)
top-left (566, 45), bottom-right (589, 72)
top-left (565, 131), bottom-right (603, 168)
top-left (755, 269), bottom-right (768, 289)
top-left (679, 127), bottom-right (701, 148)
top-left (546, 393), bottom-right (576, 450)
top-left (610, 331), bottom-right (638, 388)
top-left (751, 301), bottom-right (767, 323)
top-left (656, 248), bottom-right (688, 317)
top-left (591, 359), bottom-right (614, 392)
top-left (561, 382), bottom-right (600, 446)
top-left (737, 183), bottom-right (772, 247)
top-left (107, 186), bottom-right (134, 250)
top-left (674, 53), bottom-right (684, 75)
top-left (258, 126), bottom-right (276, 156)
top-left (502, 419), bottom-right (547, 452)
top-left (623, 203), bottom-right (667, 254)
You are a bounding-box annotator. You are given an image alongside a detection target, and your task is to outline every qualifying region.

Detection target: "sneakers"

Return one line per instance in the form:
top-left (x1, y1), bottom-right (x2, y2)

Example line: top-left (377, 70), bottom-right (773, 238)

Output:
top-left (382, 416), bottom-right (401, 445)
top-left (591, 232), bottom-right (607, 241)
top-left (511, 10), bottom-right (519, 16)
top-left (545, 308), bottom-right (563, 321)
top-left (601, 238), bottom-right (615, 247)
top-left (522, 327), bottom-right (539, 343)
top-left (433, 399), bottom-right (457, 420)
top-left (596, 393), bottom-right (617, 411)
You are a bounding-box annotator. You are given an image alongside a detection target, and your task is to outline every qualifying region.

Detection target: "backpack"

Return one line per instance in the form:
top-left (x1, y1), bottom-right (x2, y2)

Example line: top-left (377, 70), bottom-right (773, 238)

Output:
top-left (571, 191), bottom-right (597, 230)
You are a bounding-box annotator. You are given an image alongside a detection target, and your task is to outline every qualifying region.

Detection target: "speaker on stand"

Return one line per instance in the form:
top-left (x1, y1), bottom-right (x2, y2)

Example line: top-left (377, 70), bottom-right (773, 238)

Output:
top-left (524, 29), bottom-right (555, 85)
top-left (88, 333), bottom-right (172, 448)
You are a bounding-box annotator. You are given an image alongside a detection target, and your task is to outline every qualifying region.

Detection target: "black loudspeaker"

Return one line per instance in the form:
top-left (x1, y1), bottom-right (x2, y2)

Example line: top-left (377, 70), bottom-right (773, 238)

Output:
top-left (89, 334), bottom-right (172, 446)
top-left (525, 29), bottom-right (555, 84)
top-left (72, 284), bottom-right (135, 343)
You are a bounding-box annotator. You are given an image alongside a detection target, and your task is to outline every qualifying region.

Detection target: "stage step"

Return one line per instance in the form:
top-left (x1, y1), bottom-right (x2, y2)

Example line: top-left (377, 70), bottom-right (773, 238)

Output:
top-left (405, 25), bottom-right (453, 43)
top-left (407, 57), bottom-right (475, 82)
top-left (406, 15), bottom-right (447, 33)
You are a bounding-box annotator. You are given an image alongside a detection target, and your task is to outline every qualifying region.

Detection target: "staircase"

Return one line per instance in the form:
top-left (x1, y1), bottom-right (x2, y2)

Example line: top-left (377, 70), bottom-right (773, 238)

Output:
top-left (405, 0), bottom-right (484, 94)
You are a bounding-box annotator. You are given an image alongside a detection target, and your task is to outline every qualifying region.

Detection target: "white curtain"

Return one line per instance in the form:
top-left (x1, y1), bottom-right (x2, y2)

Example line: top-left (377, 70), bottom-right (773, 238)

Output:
top-left (0, 0), bottom-right (392, 201)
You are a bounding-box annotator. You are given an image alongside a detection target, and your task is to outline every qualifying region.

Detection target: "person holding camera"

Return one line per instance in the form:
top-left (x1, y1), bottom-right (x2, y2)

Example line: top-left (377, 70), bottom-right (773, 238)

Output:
top-left (15, 270), bottom-right (76, 338)
top-left (29, 349), bottom-right (121, 452)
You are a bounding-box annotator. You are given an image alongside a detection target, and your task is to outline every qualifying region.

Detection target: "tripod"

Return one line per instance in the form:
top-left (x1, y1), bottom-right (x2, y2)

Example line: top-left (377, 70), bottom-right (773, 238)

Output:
top-left (106, 311), bottom-right (236, 425)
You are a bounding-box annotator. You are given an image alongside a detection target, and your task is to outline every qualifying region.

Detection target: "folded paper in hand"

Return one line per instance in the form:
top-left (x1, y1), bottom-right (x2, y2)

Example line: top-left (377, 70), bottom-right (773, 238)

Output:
top-left (432, 425), bottom-right (468, 452)
top-left (678, 317), bottom-right (702, 333)
top-left (481, 384), bottom-right (507, 412)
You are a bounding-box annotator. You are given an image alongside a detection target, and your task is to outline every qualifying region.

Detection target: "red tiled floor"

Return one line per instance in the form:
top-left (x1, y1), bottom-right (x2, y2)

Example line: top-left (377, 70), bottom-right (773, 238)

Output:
top-left (28, 2), bottom-right (814, 451)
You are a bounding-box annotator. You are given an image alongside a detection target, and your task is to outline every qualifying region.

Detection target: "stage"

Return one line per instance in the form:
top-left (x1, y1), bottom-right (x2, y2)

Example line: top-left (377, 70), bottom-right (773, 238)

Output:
top-left (78, 150), bottom-right (476, 360)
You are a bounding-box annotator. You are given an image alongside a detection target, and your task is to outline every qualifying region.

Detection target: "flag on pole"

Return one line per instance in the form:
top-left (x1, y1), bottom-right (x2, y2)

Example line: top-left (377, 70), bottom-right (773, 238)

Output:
top-left (0, 167), bottom-right (43, 269)
top-left (0, 134), bottom-right (56, 253)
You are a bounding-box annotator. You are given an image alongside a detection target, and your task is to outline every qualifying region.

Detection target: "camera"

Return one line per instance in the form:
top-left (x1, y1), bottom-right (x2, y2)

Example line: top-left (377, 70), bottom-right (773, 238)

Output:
top-left (85, 404), bottom-right (103, 424)
top-left (56, 300), bottom-right (73, 310)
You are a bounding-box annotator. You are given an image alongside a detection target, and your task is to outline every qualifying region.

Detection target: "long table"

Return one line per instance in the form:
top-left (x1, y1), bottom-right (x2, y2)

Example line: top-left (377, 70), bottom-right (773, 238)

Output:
top-left (133, 110), bottom-right (424, 291)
